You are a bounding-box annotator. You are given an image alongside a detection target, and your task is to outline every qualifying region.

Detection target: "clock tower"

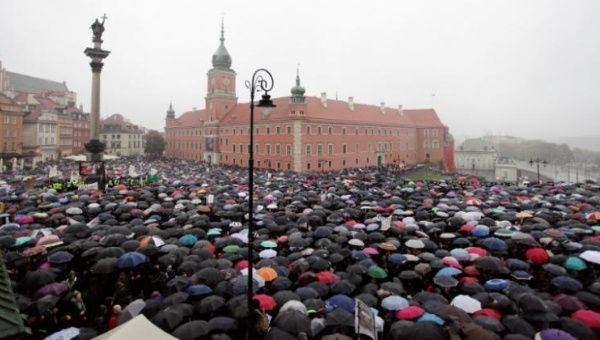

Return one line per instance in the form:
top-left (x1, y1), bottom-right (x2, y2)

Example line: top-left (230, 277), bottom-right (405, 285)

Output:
top-left (205, 19), bottom-right (237, 123)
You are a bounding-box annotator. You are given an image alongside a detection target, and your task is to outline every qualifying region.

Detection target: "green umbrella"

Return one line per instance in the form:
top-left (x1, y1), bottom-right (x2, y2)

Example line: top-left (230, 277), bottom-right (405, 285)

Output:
top-left (563, 256), bottom-right (587, 271)
top-left (14, 236), bottom-right (32, 247)
top-left (261, 240), bottom-right (277, 249)
top-left (207, 228), bottom-right (222, 237)
top-left (368, 265), bottom-right (388, 279)
top-left (223, 245), bottom-right (240, 254)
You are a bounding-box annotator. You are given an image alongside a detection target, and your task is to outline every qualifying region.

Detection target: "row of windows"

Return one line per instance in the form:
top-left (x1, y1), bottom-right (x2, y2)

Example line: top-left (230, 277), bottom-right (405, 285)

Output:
top-left (3, 116), bottom-right (18, 124)
top-left (423, 140), bottom-right (441, 149)
top-left (38, 137), bottom-right (55, 145)
top-left (168, 125), bottom-right (420, 137)
top-left (2, 128), bottom-right (17, 138)
top-left (2, 141), bottom-right (17, 152)
top-left (423, 129), bottom-right (439, 137)
top-left (38, 124), bottom-right (56, 133)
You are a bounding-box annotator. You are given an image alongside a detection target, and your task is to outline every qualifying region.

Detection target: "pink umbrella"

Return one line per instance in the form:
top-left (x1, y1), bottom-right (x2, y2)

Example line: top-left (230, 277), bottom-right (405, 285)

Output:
top-left (363, 247), bottom-right (379, 255)
top-left (37, 235), bottom-right (60, 246)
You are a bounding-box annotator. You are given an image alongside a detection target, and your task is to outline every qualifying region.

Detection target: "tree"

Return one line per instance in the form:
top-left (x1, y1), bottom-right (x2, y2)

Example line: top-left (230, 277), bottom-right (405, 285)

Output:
top-left (144, 130), bottom-right (166, 158)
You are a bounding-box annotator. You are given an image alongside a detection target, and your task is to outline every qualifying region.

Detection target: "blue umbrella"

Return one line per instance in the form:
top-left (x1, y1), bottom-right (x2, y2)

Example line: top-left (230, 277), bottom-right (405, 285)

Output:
top-left (314, 226), bottom-right (332, 238)
top-left (389, 253), bottom-right (407, 265)
top-left (116, 252), bottom-right (147, 269)
top-left (481, 237), bottom-right (508, 253)
top-left (48, 251), bottom-right (74, 264)
top-left (328, 294), bottom-right (355, 313)
top-left (418, 312), bottom-right (445, 326)
top-left (472, 225), bottom-right (490, 237)
top-left (186, 284), bottom-right (213, 296)
top-left (435, 267), bottom-right (462, 277)
top-left (484, 278), bottom-right (509, 291)
top-left (381, 295), bottom-right (409, 311)
top-left (551, 276), bottom-right (583, 292)
top-left (179, 234), bottom-right (198, 247)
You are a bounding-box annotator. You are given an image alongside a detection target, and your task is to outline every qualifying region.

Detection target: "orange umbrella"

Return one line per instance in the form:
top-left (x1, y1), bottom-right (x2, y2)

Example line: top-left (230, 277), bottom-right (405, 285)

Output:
top-left (256, 267), bottom-right (278, 281)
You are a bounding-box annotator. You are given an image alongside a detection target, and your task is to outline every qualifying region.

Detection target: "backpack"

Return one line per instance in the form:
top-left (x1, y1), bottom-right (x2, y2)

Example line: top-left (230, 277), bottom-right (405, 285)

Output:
top-left (255, 309), bottom-right (270, 335)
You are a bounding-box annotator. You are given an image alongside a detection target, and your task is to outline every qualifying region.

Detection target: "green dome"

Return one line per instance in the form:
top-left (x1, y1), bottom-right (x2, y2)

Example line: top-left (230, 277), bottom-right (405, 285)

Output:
top-left (290, 70), bottom-right (306, 99)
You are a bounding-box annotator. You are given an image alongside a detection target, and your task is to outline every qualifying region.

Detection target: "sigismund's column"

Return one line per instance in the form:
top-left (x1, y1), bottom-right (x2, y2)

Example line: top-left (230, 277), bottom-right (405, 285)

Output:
top-left (84, 15), bottom-right (110, 162)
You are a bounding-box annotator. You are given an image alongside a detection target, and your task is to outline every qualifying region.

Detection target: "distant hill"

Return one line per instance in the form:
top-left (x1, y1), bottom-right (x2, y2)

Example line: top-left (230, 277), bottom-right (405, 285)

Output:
top-left (546, 136), bottom-right (600, 152)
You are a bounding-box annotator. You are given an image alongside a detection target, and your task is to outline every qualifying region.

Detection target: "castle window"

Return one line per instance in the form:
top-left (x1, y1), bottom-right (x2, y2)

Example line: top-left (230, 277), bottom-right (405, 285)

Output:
top-left (266, 127), bottom-right (270, 135)
top-left (328, 144), bottom-right (334, 155)
top-left (318, 126), bottom-right (322, 135)
top-left (266, 144), bottom-right (271, 155)
top-left (287, 126), bottom-right (292, 134)
top-left (328, 126), bottom-right (332, 135)
top-left (317, 144), bottom-right (323, 156)
top-left (276, 126), bottom-right (280, 134)
top-left (306, 144), bottom-right (312, 156)
top-left (342, 144), bottom-right (347, 154)
top-left (286, 144), bottom-right (292, 155)
top-left (275, 144), bottom-right (281, 155)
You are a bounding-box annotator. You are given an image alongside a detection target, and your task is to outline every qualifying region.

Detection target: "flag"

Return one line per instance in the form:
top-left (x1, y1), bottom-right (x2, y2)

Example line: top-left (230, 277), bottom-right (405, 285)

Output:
top-left (146, 168), bottom-right (159, 183)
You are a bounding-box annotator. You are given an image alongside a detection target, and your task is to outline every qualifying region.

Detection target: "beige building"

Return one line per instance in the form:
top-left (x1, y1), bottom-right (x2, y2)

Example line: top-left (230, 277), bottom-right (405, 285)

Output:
top-left (455, 138), bottom-right (498, 180)
top-left (101, 114), bottom-right (145, 157)
top-left (57, 112), bottom-right (73, 157)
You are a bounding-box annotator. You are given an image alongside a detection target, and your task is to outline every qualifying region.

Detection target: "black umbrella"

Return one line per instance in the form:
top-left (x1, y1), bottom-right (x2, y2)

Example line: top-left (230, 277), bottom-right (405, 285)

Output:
top-left (517, 293), bottom-right (547, 313)
top-left (30, 294), bottom-right (60, 314)
top-left (392, 321), bottom-right (449, 340)
top-left (325, 308), bottom-right (354, 328)
top-left (161, 291), bottom-right (189, 308)
top-left (295, 287), bottom-right (319, 300)
top-left (273, 290), bottom-right (301, 306)
top-left (151, 307), bottom-right (184, 331)
top-left (208, 316), bottom-right (238, 332)
top-left (271, 277), bottom-right (293, 291)
top-left (413, 292), bottom-right (449, 305)
top-left (355, 293), bottom-right (377, 307)
top-left (273, 310), bottom-right (311, 336)
top-left (167, 276), bottom-right (190, 292)
top-left (474, 256), bottom-right (510, 274)
top-left (473, 316), bottom-right (504, 333)
top-left (173, 320), bottom-right (210, 340)
top-left (330, 280), bottom-right (355, 295)
top-left (265, 327), bottom-right (297, 340)
top-left (558, 316), bottom-right (596, 340)
top-left (225, 295), bottom-right (247, 320)
top-left (197, 295), bottom-right (225, 314)
top-left (195, 267), bottom-right (225, 287)
top-left (23, 269), bottom-right (56, 289)
top-left (90, 257), bottom-right (118, 275)
top-left (501, 315), bottom-right (536, 338)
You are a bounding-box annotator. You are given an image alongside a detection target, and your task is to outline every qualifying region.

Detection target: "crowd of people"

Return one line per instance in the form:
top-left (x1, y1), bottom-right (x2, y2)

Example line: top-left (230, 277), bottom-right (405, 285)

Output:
top-left (1, 158), bottom-right (600, 340)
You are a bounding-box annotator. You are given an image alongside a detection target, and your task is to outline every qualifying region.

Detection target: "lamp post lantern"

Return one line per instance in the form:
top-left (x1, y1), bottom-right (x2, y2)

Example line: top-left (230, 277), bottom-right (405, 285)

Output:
top-left (245, 68), bottom-right (275, 337)
top-left (529, 158), bottom-right (547, 184)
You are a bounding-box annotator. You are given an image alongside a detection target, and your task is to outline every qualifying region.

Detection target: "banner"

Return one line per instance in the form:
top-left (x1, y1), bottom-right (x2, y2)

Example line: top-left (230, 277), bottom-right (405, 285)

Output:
top-left (380, 215), bottom-right (392, 231)
top-left (79, 182), bottom-right (98, 191)
top-left (355, 299), bottom-right (377, 340)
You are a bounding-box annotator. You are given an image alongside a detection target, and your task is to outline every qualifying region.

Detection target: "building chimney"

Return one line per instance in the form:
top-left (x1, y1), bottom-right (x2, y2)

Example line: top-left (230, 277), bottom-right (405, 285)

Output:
top-left (398, 104), bottom-right (404, 116)
top-left (348, 96), bottom-right (354, 111)
top-left (380, 102), bottom-right (386, 114)
top-left (320, 92), bottom-right (327, 108)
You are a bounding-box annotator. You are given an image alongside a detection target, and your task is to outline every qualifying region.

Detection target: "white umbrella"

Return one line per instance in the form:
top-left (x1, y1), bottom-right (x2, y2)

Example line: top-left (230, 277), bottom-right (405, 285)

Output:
top-left (259, 249), bottom-right (277, 259)
top-left (279, 300), bottom-right (307, 314)
top-left (405, 239), bottom-right (425, 249)
top-left (580, 250), bottom-right (600, 265)
top-left (45, 326), bottom-right (80, 340)
top-left (451, 294), bottom-right (482, 314)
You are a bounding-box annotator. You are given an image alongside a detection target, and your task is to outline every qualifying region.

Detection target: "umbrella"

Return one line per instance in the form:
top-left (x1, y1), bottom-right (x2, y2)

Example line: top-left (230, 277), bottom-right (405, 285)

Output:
top-left (22, 245), bottom-right (47, 257)
top-left (23, 269), bottom-right (56, 289)
top-left (328, 294), bottom-right (355, 313)
top-left (30, 294), bottom-right (60, 314)
top-left (367, 265), bottom-right (387, 279)
top-left (254, 294), bottom-right (277, 311)
top-left (325, 308), bottom-right (354, 327)
top-left (474, 256), bottom-right (509, 274)
top-left (571, 309), bottom-right (600, 328)
top-left (405, 239), bottom-right (425, 249)
top-left (551, 276), bottom-right (583, 292)
top-left (152, 307), bottom-right (184, 331)
top-left (186, 284), bottom-right (212, 296)
top-left (197, 295), bottom-right (225, 314)
top-left (473, 316), bottom-right (504, 332)
top-left (273, 310), bottom-right (310, 336)
top-left (116, 252), bottom-right (147, 269)
top-left (315, 271), bottom-right (337, 284)
top-left (173, 320), bottom-right (210, 340)
top-left (433, 275), bottom-right (458, 288)
top-left (435, 305), bottom-right (472, 324)
top-left (535, 329), bottom-right (577, 340)
top-left (525, 247), bottom-right (550, 264)
top-left (554, 294), bottom-right (587, 313)
top-left (280, 300), bottom-right (308, 314)
top-left (395, 306), bottom-right (425, 320)
top-left (451, 295), bottom-right (482, 314)
top-left (90, 257), bottom-right (118, 274)
top-left (48, 251), bottom-right (74, 264)
top-left (273, 290), bottom-right (301, 306)
top-left (179, 234), bottom-right (198, 247)
top-left (382, 295), bottom-right (409, 311)
top-left (435, 267), bottom-right (462, 277)
top-left (256, 267), bottom-right (278, 281)
top-left (502, 315), bottom-right (536, 338)
top-left (34, 282), bottom-right (68, 298)
top-left (118, 299), bottom-right (146, 325)
top-left (579, 250), bottom-right (600, 264)
top-left (563, 256), bottom-right (588, 271)
top-left (45, 327), bottom-right (80, 340)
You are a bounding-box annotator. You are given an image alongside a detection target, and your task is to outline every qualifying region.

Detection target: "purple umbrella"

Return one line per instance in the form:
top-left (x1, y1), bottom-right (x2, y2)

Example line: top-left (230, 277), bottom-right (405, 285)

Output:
top-left (34, 282), bottom-right (69, 298)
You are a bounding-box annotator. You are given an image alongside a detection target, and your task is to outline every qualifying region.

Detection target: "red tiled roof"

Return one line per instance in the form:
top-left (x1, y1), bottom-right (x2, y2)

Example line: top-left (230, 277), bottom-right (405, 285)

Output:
top-left (172, 109), bottom-right (207, 127)
top-left (220, 96), bottom-right (443, 127)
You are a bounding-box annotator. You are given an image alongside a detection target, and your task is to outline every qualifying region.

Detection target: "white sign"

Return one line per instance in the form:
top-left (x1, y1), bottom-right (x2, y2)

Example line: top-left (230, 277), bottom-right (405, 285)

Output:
top-left (207, 194), bottom-right (215, 204)
top-left (381, 216), bottom-right (392, 231)
top-left (355, 299), bottom-right (377, 340)
top-left (78, 182), bottom-right (98, 191)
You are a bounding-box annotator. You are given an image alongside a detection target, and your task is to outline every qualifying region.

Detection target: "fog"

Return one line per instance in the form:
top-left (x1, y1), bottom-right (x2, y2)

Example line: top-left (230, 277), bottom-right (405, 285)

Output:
top-left (2, 0), bottom-right (599, 141)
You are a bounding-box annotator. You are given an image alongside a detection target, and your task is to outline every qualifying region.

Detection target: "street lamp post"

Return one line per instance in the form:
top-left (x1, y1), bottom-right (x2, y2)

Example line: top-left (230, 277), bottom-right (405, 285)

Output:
top-left (529, 158), bottom-right (547, 183)
top-left (245, 68), bottom-right (275, 337)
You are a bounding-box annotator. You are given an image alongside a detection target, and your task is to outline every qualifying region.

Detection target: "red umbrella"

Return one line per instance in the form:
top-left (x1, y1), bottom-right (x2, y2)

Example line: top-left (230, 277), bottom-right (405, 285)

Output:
top-left (22, 245), bottom-right (47, 257)
top-left (36, 235), bottom-right (60, 246)
top-left (572, 309), bottom-right (600, 328)
top-left (459, 277), bottom-right (479, 284)
top-left (315, 271), bottom-right (338, 284)
top-left (473, 308), bottom-right (502, 320)
top-left (395, 306), bottom-right (425, 320)
top-left (466, 247), bottom-right (487, 257)
top-left (234, 260), bottom-right (249, 270)
top-left (554, 294), bottom-right (587, 313)
top-left (254, 294), bottom-right (277, 311)
top-left (525, 247), bottom-right (549, 264)
top-left (463, 265), bottom-right (480, 276)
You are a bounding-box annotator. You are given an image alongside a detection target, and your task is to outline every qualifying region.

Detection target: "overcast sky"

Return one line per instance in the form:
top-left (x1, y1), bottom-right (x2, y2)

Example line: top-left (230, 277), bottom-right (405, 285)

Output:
top-left (2, 0), bottom-right (599, 140)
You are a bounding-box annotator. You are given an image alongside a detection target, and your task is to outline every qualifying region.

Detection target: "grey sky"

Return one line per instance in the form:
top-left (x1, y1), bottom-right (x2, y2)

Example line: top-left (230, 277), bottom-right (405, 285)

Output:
top-left (2, 0), bottom-right (599, 140)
